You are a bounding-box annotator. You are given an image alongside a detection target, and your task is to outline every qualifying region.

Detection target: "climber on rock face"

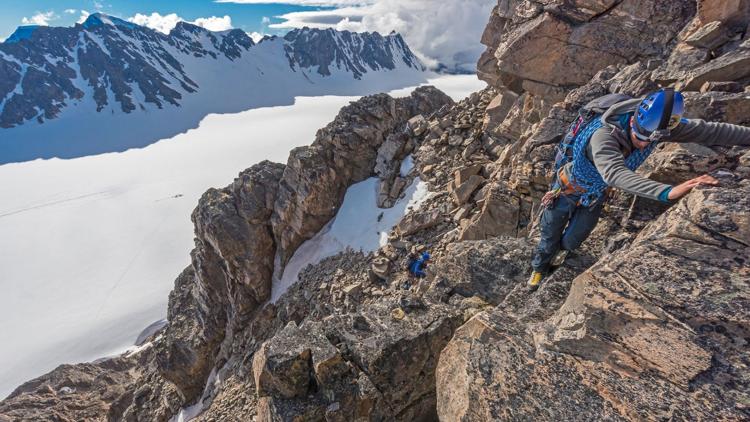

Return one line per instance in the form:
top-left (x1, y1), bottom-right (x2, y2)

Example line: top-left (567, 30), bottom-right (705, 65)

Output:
top-left (527, 88), bottom-right (750, 289)
top-left (409, 251), bottom-right (431, 278)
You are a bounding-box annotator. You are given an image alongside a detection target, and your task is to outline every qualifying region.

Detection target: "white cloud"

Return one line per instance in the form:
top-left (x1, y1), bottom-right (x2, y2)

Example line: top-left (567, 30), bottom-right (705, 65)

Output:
top-left (64, 9), bottom-right (77, 14)
top-left (247, 31), bottom-right (267, 43)
top-left (129, 12), bottom-right (182, 34)
top-left (77, 10), bottom-right (91, 24)
top-left (270, 7), bottom-right (365, 29)
top-left (193, 15), bottom-right (233, 32)
top-left (216, 0), bottom-right (372, 5)
top-left (21, 11), bottom-right (56, 26)
top-left (128, 12), bottom-right (234, 34)
top-left (268, 0), bottom-right (494, 72)
top-left (261, 16), bottom-right (271, 24)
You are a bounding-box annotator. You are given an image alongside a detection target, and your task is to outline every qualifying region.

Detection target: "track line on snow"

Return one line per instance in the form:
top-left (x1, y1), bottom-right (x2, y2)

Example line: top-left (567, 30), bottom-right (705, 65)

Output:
top-left (93, 211), bottom-right (172, 321)
top-left (0, 191), bottom-right (111, 219)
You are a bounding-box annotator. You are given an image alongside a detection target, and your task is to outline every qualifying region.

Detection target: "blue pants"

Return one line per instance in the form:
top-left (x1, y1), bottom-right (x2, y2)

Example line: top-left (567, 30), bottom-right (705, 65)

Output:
top-left (531, 194), bottom-right (603, 273)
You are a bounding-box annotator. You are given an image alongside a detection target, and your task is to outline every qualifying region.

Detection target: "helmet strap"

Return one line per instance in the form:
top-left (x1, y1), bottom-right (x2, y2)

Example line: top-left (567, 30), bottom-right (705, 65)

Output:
top-left (631, 116), bottom-right (650, 140)
top-left (658, 88), bottom-right (675, 131)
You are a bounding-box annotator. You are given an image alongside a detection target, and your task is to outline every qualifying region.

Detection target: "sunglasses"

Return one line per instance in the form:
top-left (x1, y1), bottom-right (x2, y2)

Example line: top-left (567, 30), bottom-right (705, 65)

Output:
top-left (631, 115), bottom-right (681, 142)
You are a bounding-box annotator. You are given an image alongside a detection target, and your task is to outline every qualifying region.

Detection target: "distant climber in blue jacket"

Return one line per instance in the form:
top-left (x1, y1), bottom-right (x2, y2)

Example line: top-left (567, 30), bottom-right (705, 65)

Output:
top-left (409, 252), bottom-right (431, 278)
top-left (528, 88), bottom-right (750, 289)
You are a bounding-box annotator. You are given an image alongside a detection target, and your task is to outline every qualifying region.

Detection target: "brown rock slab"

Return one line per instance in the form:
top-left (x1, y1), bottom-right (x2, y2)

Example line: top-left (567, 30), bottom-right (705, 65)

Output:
top-left (454, 164), bottom-right (483, 185)
top-left (681, 48), bottom-right (750, 91)
top-left (396, 208), bottom-right (442, 236)
top-left (458, 182), bottom-right (520, 240)
top-left (450, 174), bottom-right (485, 205)
top-left (686, 20), bottom-right (732, 50)
top-left (700, 80), bottom-right (743, 93)
top-left (483, 90), bottom-right (519, 135)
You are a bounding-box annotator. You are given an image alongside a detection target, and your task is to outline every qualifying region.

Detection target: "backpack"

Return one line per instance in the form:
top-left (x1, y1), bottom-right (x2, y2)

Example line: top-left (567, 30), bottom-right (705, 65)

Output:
top-left (552, 93), bottom-right (660, 207)
top-left (554, 93), bottom-right (633, 172)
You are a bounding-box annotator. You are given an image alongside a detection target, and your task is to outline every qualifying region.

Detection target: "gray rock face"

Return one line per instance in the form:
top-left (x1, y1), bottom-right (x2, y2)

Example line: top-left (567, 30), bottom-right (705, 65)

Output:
top-left (434, 238), bottom-right (532, 305)
top-left (253, 299), bottom-right (463, 421)
top-left (283, 27), bottom-right (424, 79)
top-left (192, 162), bottom-right (285, 319)
top-left (156, 162), bottom-right (285, 401)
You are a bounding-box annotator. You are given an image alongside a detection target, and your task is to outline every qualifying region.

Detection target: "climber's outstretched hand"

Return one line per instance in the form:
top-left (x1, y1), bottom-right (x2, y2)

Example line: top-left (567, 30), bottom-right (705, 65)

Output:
top-left (668, 174), bottom-right (719, 200)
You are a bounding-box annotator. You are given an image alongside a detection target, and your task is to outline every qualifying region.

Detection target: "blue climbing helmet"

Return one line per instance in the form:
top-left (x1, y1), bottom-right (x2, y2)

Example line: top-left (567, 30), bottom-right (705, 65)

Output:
top-left (632, 88), bottom-right (685, 142)
top-left (420, 252), bottom-right (431, 261)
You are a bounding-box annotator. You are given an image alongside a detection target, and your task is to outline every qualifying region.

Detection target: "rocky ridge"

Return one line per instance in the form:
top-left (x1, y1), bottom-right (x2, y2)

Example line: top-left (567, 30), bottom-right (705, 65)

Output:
top-left (2, 0), bottom-right (750, 421)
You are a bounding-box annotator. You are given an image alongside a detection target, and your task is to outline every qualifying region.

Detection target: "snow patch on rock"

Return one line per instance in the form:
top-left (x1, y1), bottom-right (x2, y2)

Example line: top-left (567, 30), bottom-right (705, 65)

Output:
top-left (272, 176), bottom-right (430, 302)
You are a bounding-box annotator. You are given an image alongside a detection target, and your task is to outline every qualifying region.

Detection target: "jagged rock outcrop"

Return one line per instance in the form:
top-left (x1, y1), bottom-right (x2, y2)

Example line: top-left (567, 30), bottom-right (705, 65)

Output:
top-left (0, 323), bottom-right (184, 422)
top-left (155, 87), bottom-right (452, 410)
top-left (0, 85), bottom-right (453, 421)
top-left (0, 357), bottom-right (139, 422)
top-left (478, 1), bottom-right (695, 92)
top-left (272, 87), bottom-right (453, 266)
top-left (156, 162), bottom-right (285, 401)
top-left (252, 301), bottom-right (463, 421)
top-left (193, 162), bottom-right (285, 319)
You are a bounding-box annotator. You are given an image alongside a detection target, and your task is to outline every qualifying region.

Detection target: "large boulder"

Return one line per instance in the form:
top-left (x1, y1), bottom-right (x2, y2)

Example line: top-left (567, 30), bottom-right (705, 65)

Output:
top-left (432, 237), bottom-right (533, 305)
top-left (192, 161), bottom-right (286, 318)
top-left (457, 182), bottom-right (522, 240)
top-left (253, 301), bottom-right (463, 421)
top-left (478, 1), bottom-right (695, 92)
top-left (253, 321), bottom-right (346, 400)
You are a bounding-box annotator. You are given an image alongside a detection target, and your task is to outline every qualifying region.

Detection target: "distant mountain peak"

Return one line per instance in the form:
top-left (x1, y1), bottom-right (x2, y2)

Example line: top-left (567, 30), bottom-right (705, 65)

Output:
top-left (5, 26), bottom-right (41, 44)
top-left (81, 13), bottom-right (138, 31)
top-left (0, 13), bottom-right (426, 163)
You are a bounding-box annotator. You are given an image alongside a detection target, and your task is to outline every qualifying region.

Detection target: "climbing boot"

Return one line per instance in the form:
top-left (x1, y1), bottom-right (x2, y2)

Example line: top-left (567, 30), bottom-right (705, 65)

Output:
top-left (527, 271), bottom-right (544, 289)
top-left (550, 249), bottom-right (569, 267)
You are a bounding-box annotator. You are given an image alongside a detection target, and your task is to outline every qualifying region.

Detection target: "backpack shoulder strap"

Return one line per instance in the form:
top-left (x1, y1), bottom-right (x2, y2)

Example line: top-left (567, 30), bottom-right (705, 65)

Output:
top-left (584, 93), bottom-right (633, 114)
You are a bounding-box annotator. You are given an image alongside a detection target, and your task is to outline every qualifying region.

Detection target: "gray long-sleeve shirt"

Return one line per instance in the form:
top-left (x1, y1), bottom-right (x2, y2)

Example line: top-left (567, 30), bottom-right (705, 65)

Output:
top-left (561, 98), bottom-right (750, 201)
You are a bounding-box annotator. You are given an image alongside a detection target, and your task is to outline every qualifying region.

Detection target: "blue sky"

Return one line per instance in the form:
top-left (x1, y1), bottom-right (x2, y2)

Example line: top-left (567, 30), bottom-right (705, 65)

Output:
top-left (0, 0), bottom-right (325, 40)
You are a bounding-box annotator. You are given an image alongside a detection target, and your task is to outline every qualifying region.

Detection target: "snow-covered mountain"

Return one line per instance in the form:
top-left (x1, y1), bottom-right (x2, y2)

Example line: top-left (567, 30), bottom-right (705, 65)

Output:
top-left (0, 13), bottom-right (426, 164)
